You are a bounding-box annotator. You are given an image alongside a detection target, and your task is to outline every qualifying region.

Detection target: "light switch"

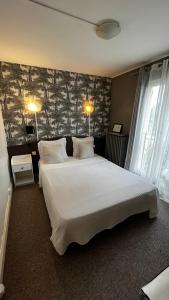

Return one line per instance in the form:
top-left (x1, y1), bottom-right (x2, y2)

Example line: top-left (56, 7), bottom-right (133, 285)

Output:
top-left (32, 151), bottom-right (36, 155)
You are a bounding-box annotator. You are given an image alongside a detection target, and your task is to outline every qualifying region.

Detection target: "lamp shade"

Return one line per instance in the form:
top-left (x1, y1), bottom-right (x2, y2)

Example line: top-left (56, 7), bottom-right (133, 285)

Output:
top-left (25, 96), bottom-right (42, 113)
top-left (83, 99), bottom-right (94, 115)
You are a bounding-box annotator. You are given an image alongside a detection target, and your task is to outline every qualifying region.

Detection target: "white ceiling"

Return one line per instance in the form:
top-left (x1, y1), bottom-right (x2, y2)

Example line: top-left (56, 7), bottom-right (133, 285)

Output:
top-left (0, 0), bottom-right (169, 77)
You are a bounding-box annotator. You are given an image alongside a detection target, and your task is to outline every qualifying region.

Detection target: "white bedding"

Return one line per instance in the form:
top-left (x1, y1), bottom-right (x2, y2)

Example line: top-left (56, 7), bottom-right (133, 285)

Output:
top-left (39, 156), bottom-right (158, 255)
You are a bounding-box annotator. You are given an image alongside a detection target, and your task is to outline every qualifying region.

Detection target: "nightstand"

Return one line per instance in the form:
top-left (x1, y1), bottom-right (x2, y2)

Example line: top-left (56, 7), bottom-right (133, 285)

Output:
top-left (11, 154), bottom-right (34, 187)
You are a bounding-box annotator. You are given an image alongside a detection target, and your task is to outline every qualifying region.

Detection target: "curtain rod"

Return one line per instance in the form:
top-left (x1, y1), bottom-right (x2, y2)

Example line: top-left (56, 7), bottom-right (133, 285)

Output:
top-left (112, 53), bottom-right (169, 78)
top-left (145, 54), bottom-right (169, 67)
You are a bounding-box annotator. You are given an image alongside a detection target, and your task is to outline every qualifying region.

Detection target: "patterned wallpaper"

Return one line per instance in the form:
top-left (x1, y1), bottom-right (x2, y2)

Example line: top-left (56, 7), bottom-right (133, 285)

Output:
top-left (0, 61), bottom-right (112, 145)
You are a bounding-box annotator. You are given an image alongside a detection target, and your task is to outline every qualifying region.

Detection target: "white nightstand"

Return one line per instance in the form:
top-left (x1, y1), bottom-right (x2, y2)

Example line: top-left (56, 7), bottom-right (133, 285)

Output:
top-left (11, 154), bottom-right (34, 187)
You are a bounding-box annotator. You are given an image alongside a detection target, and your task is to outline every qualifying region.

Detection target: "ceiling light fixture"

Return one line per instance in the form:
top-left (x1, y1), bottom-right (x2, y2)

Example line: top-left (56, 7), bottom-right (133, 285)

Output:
top-left (28, 0), bottom-right (121, 40)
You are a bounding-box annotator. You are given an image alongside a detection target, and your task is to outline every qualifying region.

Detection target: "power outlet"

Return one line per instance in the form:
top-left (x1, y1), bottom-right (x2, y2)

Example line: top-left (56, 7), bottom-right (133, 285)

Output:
top-left (32, 151), bottom-right (36, 156)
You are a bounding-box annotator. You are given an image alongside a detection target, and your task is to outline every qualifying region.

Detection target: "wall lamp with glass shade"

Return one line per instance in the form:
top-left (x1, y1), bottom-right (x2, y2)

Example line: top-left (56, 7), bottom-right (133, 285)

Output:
top-left (25, 97), bottom-right (42, 140)
top-left (83, 98), bottom-right (94, 136)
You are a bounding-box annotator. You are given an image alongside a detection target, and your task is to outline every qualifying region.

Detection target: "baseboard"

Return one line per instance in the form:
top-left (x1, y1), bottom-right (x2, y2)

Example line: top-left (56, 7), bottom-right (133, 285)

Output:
top-left (0, 183), bottom-right (12, 298)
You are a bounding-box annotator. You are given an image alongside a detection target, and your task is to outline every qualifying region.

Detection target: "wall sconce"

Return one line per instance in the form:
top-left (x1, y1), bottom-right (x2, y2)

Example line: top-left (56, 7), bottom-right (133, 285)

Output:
top-left (83, 98), bottom-right (94, 136)
top-left (25, 96), bottom-right (42, 140)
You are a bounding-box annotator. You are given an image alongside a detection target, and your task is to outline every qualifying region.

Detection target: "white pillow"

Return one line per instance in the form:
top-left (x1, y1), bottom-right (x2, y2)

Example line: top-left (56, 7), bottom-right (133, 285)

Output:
top-left (72, 136), bottom-right (94, 157)
top-left (38, 138), bottom-right (68, 160)
top-left (78, 141), bottom-right (94, 159)
top-left (42, 144), bottom-right (64, 164)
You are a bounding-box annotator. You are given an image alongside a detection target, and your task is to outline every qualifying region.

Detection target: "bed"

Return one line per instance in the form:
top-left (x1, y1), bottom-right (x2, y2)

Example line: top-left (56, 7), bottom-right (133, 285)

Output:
top-left (39, 155), bottom-right (158, 255)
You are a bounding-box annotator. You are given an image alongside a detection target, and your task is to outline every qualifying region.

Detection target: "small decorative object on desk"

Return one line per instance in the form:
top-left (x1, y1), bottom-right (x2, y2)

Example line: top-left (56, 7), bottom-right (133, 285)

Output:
top-left (112, 123), bottom-right (123, 133)
top-left (11, 154), bottom-right (34, 187)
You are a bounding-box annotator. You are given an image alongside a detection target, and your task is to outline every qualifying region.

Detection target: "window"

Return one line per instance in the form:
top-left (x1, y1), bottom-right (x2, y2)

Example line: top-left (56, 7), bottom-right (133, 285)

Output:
top-left (129, 61), bottom-right (169, 201)
top-left (138, 84), bottom-right (160, 177)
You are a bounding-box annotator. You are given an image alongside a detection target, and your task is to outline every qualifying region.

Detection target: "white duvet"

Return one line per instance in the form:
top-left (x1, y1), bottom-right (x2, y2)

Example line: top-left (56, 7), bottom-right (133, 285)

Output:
top-left (39, 156), bottom-right (158, 255)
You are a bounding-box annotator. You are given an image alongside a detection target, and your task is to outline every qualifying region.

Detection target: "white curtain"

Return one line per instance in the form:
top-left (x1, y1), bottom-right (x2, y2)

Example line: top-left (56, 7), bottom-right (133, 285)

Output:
top-left (128, 59), bottom-right (169, 202)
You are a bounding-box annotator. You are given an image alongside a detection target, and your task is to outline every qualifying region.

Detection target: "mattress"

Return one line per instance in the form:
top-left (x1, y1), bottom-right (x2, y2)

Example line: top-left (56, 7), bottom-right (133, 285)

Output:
top-left (39, 155), bottom-right (158, 255)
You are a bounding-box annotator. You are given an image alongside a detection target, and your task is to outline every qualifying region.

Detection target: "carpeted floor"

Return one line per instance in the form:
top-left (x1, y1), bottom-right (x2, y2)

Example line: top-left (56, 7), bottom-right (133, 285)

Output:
top-left (3, 183), bottom-right (169, 300)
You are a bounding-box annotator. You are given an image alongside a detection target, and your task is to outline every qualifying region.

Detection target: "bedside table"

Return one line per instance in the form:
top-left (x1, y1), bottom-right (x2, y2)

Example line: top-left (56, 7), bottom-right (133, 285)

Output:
top-left (11, 154), bottom-right (34, 187)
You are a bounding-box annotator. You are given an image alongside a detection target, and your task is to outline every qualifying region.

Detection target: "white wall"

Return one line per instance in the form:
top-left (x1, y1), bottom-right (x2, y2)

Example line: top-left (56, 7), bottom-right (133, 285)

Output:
top-left (0, 107), bottom-right (11, 284)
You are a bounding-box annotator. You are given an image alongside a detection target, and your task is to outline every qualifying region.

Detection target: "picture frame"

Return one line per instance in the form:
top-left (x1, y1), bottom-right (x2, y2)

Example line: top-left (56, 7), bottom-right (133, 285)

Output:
top-left (112, 123), bottom-right (123, 133)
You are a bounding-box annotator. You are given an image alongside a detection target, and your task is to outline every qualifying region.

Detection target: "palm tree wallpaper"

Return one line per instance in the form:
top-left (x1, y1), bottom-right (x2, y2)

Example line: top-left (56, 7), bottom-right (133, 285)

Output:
top-left (0, 61), bottom-right (112, 145)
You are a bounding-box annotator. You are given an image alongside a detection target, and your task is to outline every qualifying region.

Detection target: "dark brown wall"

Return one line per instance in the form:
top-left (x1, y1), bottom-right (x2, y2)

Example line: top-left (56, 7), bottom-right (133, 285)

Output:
top-left (111, 69), bottom-right (139, 135)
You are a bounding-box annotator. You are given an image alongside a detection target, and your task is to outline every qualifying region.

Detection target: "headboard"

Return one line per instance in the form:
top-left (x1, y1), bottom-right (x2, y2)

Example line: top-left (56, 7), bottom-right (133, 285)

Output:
top-left (7, 136), bottom-right (106, 173)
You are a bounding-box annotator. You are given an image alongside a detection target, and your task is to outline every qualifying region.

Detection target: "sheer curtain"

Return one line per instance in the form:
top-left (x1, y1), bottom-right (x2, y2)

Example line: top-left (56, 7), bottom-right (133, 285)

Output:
top-left (125, 66), bottom-right (150, 170)
top-left (127, 59), bottom-right (169, 202)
